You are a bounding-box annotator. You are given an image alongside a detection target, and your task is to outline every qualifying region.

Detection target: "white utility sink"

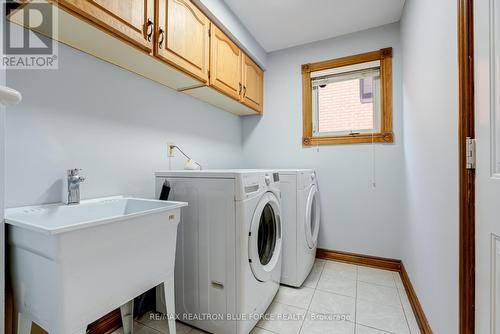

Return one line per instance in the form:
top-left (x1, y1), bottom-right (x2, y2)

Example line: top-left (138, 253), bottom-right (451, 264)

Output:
top-left (5, 196), bottom-right (187, 334)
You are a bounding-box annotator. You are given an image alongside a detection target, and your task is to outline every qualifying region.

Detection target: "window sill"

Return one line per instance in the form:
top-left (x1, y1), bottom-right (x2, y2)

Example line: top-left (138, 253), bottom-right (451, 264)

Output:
top-left (303, 132), bottom-right (394, 145)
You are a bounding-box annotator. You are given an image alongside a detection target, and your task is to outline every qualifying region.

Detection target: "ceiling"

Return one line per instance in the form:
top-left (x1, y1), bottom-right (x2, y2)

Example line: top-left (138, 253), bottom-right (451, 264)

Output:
top-left (223, 0), bottom-right (406, 52)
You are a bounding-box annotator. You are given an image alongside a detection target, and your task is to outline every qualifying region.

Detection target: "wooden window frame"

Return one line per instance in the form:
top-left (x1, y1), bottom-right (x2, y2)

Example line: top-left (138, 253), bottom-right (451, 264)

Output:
top-left (301, 48), bottom-right (394, 145)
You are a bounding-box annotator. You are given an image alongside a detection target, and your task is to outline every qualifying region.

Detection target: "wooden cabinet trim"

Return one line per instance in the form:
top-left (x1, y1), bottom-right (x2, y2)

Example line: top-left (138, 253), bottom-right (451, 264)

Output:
top-left (155, 0), bottom-right (210, 83)
top-left (85, 1), bottom-right (144, 34)
top-left (209, 25), bottom-right (242, 100)
top-left (58, 0), bottom-right (153, 52)
top-left (241, 53), bottom-right (263, 113)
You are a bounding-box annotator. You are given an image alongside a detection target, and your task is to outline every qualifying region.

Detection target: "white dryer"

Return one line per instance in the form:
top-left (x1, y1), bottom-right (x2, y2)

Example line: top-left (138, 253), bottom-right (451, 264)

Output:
top-left (279, 169), bottom-right (320, 287)
top-left (155, 170), bottom-right (282, 334)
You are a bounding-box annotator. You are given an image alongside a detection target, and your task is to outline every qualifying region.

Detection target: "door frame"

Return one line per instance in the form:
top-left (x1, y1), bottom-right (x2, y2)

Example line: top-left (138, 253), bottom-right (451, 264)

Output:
top-left (458, 0), bottom-right (475, 333)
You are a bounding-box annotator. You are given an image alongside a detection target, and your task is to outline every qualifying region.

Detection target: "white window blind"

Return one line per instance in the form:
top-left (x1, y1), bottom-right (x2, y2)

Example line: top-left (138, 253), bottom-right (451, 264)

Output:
top-left (312, 68), bottom-right (380, 88)
top-left (310, 60), bottom-right (380, 78)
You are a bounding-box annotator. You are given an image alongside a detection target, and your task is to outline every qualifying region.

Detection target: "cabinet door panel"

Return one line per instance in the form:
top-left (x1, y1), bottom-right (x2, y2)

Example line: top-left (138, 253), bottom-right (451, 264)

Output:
top-left (59, 0), bottom-right (153, 52)
top-left (210, 25), bottom-right (242, 100)
top-left (156, 0), bottom-right (209, 83)
top-left (242, 53), bottom-right (263, 113)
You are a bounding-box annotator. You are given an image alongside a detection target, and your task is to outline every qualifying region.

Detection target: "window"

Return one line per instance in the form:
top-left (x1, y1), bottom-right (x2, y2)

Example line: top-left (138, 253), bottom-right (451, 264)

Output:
top-left (312, 65), bottom-right (380, 136)
top-left (302, 48), bottom-right (393, 145)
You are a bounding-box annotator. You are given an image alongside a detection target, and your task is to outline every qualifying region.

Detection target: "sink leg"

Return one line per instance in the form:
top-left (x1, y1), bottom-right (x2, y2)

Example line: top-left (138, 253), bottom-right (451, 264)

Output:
top-left (16, 312), bottom-right (32, 334)
top-left (163, 278), bottom-right (176, 334)
top-left (120, 300), bottom-right (134, 334)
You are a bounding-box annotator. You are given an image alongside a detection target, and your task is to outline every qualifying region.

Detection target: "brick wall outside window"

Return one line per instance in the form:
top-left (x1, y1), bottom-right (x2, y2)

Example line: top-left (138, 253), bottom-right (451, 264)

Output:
top-left (317, 78), bottom-right (374, 133)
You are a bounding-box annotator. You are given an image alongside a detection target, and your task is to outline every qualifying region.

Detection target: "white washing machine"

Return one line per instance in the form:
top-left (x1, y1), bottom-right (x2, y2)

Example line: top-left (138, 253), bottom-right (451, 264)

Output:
top-left (155, 170), bottom-right (282, 334)
top-left (278, 169), bottom-right (320, 287)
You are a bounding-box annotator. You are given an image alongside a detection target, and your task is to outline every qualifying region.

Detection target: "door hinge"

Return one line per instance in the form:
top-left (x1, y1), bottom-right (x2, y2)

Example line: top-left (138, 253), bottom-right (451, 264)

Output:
top-left (208, 27), bottom-right (211, 37)
top-left (208, 69), bottom-right (210, 79)
top-left (466, 137), bottom-right (476, 169)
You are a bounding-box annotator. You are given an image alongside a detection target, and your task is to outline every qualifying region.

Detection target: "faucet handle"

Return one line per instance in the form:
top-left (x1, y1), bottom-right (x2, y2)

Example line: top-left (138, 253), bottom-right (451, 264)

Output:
top-left (67, 168), bottom-right (82, 177)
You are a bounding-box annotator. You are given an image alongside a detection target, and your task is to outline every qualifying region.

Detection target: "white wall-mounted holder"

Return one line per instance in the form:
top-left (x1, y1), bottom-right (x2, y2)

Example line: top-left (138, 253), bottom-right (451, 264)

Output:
top-left (0, 85), bottom-right (22, 106)
top-left (168, 144), bottom-right (202, 170)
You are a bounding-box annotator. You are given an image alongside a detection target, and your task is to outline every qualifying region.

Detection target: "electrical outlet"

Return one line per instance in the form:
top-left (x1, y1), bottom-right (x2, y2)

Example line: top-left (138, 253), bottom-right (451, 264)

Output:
top-left (167, 143), bottom-right (175, 157)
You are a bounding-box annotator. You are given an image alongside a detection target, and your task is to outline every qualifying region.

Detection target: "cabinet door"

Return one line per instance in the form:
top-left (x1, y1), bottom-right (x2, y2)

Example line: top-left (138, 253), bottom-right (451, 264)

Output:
top-left (59, 0), bottom-right (154, 52)
top-left (241, 53), bottom-right (264, 113)
top-left (210, 25), bottom-right (242, 100)
top-left (156, 0), bottom-right (210, 83)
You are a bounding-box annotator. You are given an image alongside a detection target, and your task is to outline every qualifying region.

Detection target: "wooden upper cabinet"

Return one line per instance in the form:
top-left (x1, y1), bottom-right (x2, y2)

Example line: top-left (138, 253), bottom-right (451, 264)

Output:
top-left (241, 53), bottom-right (263, 113)
top-left (50, 0), bottom-right (263, 114)
top-left (210, 25), bottom-right (242, 100)
top-left (156, 0), bottom-right (210, 83)
top-left (59, 0), bottom-right (154, 53)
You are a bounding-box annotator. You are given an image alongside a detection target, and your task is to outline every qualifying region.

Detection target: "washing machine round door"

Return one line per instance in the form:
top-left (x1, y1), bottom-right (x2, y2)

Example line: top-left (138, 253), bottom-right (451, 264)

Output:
top-left (305, 185), bottom-right (320, 249)
top-left (248, 191), bottom-right (282, 282)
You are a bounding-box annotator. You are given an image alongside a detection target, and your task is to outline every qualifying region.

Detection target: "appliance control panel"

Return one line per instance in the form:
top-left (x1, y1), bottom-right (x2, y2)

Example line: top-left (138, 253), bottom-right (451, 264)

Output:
top-left (273, 172), bottom-right (280, 182)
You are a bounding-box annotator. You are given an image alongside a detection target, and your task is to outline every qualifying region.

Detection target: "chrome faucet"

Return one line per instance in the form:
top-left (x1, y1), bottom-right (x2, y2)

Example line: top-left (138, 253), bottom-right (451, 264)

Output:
top-left (66, 169), bottom-right (85, 205)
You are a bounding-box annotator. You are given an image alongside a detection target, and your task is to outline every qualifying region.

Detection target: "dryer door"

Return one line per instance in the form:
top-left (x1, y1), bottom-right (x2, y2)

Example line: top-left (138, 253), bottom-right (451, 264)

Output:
top-left (248, 191), bottom-right (282, 282)
top-left (305, 185), bottom-right (320, 249)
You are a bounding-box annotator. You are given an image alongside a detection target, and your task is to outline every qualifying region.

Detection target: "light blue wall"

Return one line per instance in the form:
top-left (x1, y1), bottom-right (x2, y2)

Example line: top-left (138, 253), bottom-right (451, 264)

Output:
top-left (5, 0), bottom-right (266, 208)
top-left (241, 23), bottom-right (405, 259)
top-left (5, 23), bottom-right (405, 260)
top-left (3, 4), bottom-right (460, 331)
top-left (400, 0), bottom-right (458, 332)
top-left (193, 0), bottom-right (267, 68)
top-left (5, 39), bottom-right (244, 208)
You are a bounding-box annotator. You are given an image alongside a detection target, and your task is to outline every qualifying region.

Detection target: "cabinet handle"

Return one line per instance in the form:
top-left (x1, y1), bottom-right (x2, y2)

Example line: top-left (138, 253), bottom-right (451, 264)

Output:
top-left (243, 86), bottom-right (247, 98)
top-left (238, 83), bottom-right (242, 95)
top-left (211, 281), bottom-right (224, 289)
top-left (145, 18), bottom-right (153, 42)
top-left (158, 27), bottom-right (165, 49)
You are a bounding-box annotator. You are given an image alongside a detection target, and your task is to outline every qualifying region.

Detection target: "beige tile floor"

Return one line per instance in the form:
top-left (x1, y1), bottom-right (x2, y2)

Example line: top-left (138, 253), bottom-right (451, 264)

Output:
top-left (113, 259), bottom-right (421, 334)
